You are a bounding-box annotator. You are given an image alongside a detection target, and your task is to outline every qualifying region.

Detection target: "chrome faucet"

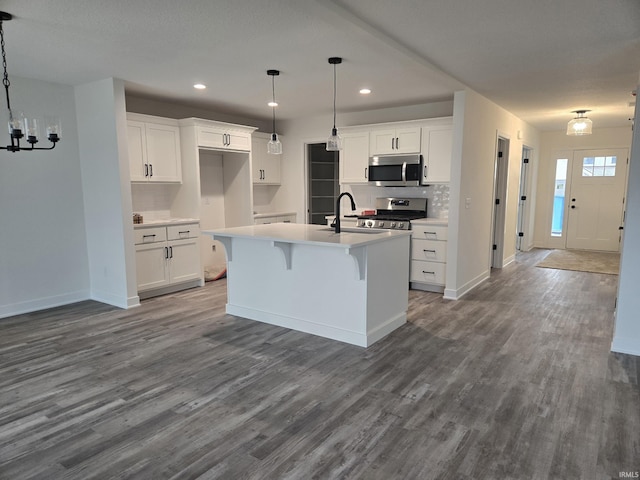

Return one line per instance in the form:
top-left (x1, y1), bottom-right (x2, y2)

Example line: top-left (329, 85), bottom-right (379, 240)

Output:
top-left (334, 192), bottom-right (356, 233)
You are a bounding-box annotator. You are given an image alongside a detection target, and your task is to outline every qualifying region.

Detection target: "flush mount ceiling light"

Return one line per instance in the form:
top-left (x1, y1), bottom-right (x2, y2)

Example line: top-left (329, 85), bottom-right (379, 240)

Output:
top-left (0, 12), bottom-right (61, 152)
top-left (359, 88), bottom-right (371, 95)
top-left (267, 69), bottom-right (282, 155)
top-left (193, 83), bottom-right (206, 90)
top-left (326, 57), bottom-right (343, 151)
top-left (566, 110), bottom-right (593, 136)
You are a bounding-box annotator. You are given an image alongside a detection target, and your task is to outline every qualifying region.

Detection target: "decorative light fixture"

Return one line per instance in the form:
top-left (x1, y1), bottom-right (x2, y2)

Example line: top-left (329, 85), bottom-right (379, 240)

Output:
top-left (266, 69), bottom-right (282, 155)
top-left (566, 110), bottom-right (593, 136)
top-left (0, 12), bottom-right (61, 152)
top-left (326, 57), bottom-right (343, 151)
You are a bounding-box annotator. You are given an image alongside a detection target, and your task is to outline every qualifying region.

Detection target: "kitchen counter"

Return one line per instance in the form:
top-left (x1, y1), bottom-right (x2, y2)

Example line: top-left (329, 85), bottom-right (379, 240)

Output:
top-left (133, 218), bottom-right (199, 228)
top-left (203, 223), bottom-right (410, 347)
top-left (411, 218), bottom-right (448, 226)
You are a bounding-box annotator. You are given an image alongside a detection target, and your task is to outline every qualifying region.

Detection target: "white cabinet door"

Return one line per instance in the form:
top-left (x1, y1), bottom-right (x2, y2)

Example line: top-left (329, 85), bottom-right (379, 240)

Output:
top-left (252, 135), bottom-right (281, 184)
top-left (128, 117), bottom-right (182, 183)
top-left (340, 131), bottom-right (370, 184)
top-left (145, 123), bottom-right (182, 182)
top-left (135, 242), bottom-right (169, 291)
top-left (199, 127), bottom-right (251, 152)
top-left (168, 238), bottom-right (201, 284)
top-left (422, 127), bottom-right (452, 184)
top-left (370, 126), bottom-right (421, 155)
top-left (127, 121), bottom-right (147, 181)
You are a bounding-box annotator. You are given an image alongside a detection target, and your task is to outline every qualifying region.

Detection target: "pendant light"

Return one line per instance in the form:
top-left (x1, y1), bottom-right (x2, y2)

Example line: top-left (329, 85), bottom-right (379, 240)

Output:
top-left (566, 110), bottom-right (593, 136)
top-left (326, 57), bottom-right (343, 151)
top-left (0, 11), bottom-right (61, 152)
top-left (267, 69), bottom-right (282, 155)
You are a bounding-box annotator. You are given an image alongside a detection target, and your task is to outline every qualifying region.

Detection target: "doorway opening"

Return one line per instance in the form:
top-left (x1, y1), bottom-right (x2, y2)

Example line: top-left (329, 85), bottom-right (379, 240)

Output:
top-left (307, 143), bottom-right (339, 225)
top-left (491, 137), bottom-right (509, 268)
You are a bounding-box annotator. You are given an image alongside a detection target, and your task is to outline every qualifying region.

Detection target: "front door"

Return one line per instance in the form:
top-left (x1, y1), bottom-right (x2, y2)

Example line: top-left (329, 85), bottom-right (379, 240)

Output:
top-left (566, 148), bottom-right (628, 251)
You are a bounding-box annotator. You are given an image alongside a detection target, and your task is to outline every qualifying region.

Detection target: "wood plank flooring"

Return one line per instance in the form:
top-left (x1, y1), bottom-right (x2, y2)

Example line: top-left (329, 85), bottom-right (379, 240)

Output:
top-left (1, 249), bottom-right (638, 479)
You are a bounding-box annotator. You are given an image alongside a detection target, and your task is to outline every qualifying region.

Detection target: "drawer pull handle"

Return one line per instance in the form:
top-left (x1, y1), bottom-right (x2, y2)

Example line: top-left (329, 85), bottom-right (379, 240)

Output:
top-left (425, 232), bottom-right (437, 235)
top-left (178, 230), bottom-right (190, 234)
top-left (422, 271), bottom-right (435, 275)
top-left (423, 249), bottom-right (436, 253)
top-left (142, 234), bottom-right (156, 239)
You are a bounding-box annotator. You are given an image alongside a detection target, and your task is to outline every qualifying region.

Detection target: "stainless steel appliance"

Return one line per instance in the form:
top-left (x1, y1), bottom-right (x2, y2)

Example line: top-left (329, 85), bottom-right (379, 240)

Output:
top-left (368, 154), bottom-right (422, 187)
top-left (357, 197), bottom-right (427, 230)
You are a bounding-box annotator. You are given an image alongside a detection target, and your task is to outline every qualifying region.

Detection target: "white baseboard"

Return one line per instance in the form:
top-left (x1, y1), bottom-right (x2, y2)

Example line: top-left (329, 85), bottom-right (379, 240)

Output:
top-left (90, 290), bottom-right (135, 309)
top-left (226, 304), bottom-right (405, 347)
top-left (503, 254), bottom-right (516, 267)
top-left (0, 289), bottom-right (91, 319)
top-left (611, 336), bottom-right (640, 357)
top-left (444, 270), bottom-right (490, 300)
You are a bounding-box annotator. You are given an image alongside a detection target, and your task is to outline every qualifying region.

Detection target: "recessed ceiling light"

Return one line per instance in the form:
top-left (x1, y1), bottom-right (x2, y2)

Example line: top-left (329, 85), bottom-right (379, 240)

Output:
top-left (193, 83), bottom-right (206, 90)
top-left (268, 101), bottom-right (278, 107)
top-left (359, 88), bottom-right (371, 95)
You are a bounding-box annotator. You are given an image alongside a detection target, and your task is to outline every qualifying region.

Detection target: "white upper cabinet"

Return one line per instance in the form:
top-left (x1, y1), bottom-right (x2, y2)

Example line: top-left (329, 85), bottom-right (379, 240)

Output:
top-left (252, 133), bottom-right (282, 185)
top-left (370, 126), bottom-right (421, 155)
top-left (421, 123), bottom-right (453, 184)
top-left (127, 113), bottom-right (182, 183)
top-left (339, 130), bottom-right (370, 184)
top-left (198, 125), bottom-right (251, 151)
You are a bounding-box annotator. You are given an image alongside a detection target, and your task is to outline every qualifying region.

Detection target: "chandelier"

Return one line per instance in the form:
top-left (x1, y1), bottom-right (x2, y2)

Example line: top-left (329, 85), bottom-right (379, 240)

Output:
top-left (1, 11), bottom-right (61, 152)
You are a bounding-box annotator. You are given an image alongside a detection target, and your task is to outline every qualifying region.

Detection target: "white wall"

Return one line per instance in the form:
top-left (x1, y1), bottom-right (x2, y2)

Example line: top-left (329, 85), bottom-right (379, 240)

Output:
top-left (612, 84), bottom-right (640, 357)
top-left (75, 78), bottom-right (138, 308)
top-left (533, 127), bottom-right (633, 248)
top-left (446, 89), bottom-right (540, 300)
top-left (0, 76), bottom-right (90, 318)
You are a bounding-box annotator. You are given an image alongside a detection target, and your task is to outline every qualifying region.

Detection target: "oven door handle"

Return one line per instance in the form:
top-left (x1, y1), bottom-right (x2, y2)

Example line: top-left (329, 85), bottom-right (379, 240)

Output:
top-left (401, 162), bottom-right (407, 183)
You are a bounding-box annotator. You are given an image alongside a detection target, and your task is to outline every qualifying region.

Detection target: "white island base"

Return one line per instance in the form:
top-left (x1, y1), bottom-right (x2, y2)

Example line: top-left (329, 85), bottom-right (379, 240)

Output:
top-left (205, 224), bottom-right (411, 347)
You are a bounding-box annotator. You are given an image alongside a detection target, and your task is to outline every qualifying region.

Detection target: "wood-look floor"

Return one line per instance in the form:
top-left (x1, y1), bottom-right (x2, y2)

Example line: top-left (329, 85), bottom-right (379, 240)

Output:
top-left (1, 249), bottom-right (638, 480)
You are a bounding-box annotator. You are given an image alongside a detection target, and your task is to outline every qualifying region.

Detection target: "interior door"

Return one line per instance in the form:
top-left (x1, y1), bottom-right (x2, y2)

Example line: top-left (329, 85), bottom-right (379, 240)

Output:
top-left (566, 148), bottom-right (628, 251)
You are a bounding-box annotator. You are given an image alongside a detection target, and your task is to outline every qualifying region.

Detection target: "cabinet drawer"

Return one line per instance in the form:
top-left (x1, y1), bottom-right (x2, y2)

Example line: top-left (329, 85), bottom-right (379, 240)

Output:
top-left (412, 224), bottom-right (448, 241)
top-left (410, 260), bottom-right (446, 285)
top-left (134, 227), bottom-right (167, 245)
top-left (167, 224), bottom-right (200, 240)
top-left (412, 239), bottom-right (447, 262)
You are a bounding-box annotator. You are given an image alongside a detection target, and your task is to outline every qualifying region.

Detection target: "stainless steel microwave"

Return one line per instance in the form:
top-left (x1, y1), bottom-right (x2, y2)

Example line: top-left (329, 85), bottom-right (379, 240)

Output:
top-left (368, 154), bottom-right (422, 187)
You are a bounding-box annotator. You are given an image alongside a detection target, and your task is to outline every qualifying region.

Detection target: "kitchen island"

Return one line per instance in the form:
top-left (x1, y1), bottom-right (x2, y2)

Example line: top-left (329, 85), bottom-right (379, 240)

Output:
top-left (203, 223), bottom-right (411, 347)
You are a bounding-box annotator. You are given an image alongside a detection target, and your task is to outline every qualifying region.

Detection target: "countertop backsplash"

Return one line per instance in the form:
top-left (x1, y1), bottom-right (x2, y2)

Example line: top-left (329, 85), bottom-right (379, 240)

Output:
top-left (131, 184), bottom-right (176, 221)
top-left (346, 184), bottom-right (449, 219)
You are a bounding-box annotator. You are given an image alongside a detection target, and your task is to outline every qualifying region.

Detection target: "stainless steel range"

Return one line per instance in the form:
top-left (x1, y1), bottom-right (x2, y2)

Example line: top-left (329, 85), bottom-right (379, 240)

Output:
top-left (357, 197), bottom-right (427, 230)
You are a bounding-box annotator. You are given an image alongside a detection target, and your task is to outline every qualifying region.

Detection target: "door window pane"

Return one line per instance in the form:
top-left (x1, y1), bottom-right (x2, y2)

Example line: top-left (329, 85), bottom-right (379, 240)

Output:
top-left (551, 158), bottom-right (568, 236)
top-left (582, 156), bottom-right (616, 177)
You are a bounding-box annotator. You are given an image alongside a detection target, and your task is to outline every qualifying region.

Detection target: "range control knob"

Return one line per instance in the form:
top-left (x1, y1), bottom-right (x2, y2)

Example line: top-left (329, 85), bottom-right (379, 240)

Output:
top-left (398, 222), bottom-right (405, 229)
top-left (379, 222), bottom-right (385, 228)
top-left (390, 222), bottom-right (397, 228)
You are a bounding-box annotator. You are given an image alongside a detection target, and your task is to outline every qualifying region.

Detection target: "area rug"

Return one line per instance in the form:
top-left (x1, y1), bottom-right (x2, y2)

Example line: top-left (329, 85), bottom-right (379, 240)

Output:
top-left (536, 249), bottom-right (620, 275)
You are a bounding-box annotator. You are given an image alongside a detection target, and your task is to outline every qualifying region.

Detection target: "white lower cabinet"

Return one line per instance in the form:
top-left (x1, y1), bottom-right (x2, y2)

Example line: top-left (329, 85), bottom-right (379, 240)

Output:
top-left (134, 223), bottom-right (201, 294)
top-left (410, 222), bottom-right (448, 292)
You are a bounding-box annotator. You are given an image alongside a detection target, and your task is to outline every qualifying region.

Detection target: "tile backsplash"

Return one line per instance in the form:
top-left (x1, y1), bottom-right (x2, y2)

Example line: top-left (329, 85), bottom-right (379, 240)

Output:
top-left (347, 184), bottom-right (449, 219)
top-left (131, 184), bottom-right (177, 221)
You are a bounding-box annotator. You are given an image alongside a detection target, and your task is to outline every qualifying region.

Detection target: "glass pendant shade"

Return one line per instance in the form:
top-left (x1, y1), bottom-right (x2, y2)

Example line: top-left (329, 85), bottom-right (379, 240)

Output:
top-left (566, 111), bottom-right (593, 136)
top-left (267, 132), bottom-right (282, 155)
top-left (8, 111), bottom-right (24, 138)
top-left (326, 127), bottom-right (342, 151)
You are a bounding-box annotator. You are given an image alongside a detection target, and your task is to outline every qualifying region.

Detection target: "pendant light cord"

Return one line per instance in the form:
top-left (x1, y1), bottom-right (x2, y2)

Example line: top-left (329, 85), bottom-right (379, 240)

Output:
top-left (272, 74), bottom-right (276, 134)
top-left (332, 63), bottom-right (337, 130)
top-left (0, 17), bottom-right (12, 118)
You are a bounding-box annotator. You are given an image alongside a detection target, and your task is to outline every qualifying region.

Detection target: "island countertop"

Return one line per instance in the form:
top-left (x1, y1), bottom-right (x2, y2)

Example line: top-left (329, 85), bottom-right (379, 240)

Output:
top-left (202, 222), bottom-right (411, 248)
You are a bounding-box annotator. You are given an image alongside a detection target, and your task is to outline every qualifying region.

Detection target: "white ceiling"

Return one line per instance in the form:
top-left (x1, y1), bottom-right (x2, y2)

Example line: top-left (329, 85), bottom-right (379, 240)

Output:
top-left (1, 0), bottom-right (639, 131)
